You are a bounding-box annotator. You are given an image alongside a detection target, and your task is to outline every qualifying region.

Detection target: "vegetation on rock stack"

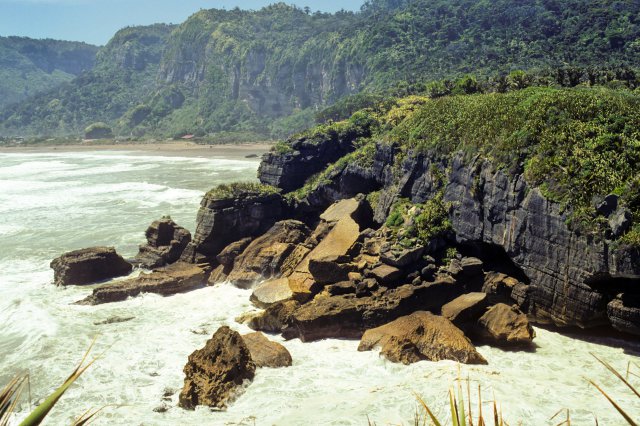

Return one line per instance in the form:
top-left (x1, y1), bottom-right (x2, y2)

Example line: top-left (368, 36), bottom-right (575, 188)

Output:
top-left (2, 0), bottom-right (640, 138)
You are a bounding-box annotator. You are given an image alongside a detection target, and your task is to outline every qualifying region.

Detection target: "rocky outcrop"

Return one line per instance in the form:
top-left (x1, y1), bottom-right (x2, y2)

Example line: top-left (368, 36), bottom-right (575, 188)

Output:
top-left (607, 294), bottom-right (640, 336)
top-left (441, 292), bottom-right (489, 329)
top-left (477, 304), bottom-right (536, 346)
top-left (358, 311), bottom-right (487, 365)
top-left (250, 278), bottom-right (293, 308)
top-left (266, 143), bottom-right (640, 331)
top-left (181, 190), bottom-right (289, 264)
top-left (50, 247), bottom-right (132, 286)
top-left (242, 332), bottom-right (292, 368)
top-left (286, 278), bottom-right (465, 342)
top-left (134, 218), bottom-right (191, 268)
top-left (245, 300), bottom-right (300, 333)
top-left (227, 220), bottom-right (310, 287)
top-left (77, 262), bottom-right (207, 305)
top-left (179, 326), bottom-right (255, 410)
top-left (258, 130), bottom-right (363, 192)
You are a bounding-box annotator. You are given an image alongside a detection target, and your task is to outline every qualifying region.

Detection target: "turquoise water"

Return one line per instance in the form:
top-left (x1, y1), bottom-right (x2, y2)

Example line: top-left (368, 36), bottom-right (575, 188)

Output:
top-left (0, 150), bottom-right (638, 425)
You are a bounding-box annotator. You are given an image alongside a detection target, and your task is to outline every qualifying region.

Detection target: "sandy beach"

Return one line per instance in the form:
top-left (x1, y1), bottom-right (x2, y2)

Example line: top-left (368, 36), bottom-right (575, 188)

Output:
top-left (0, 141), bottom-right (273, 160)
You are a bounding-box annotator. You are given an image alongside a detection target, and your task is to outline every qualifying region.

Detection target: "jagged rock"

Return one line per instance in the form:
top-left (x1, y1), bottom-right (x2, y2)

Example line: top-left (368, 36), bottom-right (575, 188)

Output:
top-left (250, 277), bottom-right (293, 308)
top-left (607, 294), bottom-right (640, 336)
top-left (208, 264), bottom-right (229, 285)
top-left (246, 300), bottom-right (300, 333)
top-left (477, 304), bottom-right (535, 346)
top-left (609, 208), bottom-right (633, 238)
top-left (482, 272), bottom-right (521, 304)
top-left (178, 326), bottom-right (255, 410)
top-left (216, 238), bottom-right (252, 266)
top-left (441, 292), bottom-right (489, 329)
top-left (77, 262), bottom-right (207, 305)
top-left (286, 277), bottom-right (465, 342)
top-left (227, 220), bottom-right (310, 287)
top-left (358, 312), bottom-right (487, 365)
top-left (50, 246), bottom-right (132, 286)
top-left (134, 218), bottom-right (191, 269)
top-left (380, 246), bottom-right (424, 268)
top-left (326, 281), bottom-right (357, 296)
top-left (93, 316), bottom-right (135, 325)
top-left (287, 199), bottom-right (367, 301)
top-left (242, 332), bottom-right (292, 368)
top-left (180, 190), bottom-right (288, 264)
top-left (594, 194), bottom-right (619, 217)
top-left (366, 264), bottom-right (402, 285)
top-left (460, 257), bottom-right (484, 277)
top-left (308, 255), bottom-right (357, 284)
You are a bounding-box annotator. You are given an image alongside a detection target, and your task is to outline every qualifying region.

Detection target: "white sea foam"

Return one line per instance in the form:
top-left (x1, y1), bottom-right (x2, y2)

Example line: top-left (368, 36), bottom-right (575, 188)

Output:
top-left (0, 151), bottom-right (638, 425)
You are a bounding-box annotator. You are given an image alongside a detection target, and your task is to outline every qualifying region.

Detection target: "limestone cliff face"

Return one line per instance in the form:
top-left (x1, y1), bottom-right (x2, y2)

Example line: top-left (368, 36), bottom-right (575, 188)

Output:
top-left (258, 142), bottom-right (640, 330)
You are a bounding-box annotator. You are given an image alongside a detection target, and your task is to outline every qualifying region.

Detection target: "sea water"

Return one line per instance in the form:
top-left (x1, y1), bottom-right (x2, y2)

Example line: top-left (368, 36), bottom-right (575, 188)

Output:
top-left (0, 150), bottom-right (638, 425)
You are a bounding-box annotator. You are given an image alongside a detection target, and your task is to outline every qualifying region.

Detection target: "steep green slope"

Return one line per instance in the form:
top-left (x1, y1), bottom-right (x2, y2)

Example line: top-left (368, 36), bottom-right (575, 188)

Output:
top-left (2, 0), bottom-right (640, 138)
top-left (0, 25), bottom-right (174, 136)
top-left (0, 37), bottom-right (98, 109)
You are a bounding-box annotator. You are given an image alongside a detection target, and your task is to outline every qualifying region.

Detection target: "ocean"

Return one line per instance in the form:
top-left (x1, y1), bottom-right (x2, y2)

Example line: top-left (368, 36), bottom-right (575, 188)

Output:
top-left (0, 150), bottom-right (638, 425)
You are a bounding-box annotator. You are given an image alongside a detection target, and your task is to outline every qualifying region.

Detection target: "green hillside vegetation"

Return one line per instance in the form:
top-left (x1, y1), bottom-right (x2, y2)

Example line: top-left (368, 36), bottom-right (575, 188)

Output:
top-left (0, 37), bottom-right (98, 109)
top-left (285, 86), bottom-right (640, 246)
top-left (2, 0), bottom-right (640, 139)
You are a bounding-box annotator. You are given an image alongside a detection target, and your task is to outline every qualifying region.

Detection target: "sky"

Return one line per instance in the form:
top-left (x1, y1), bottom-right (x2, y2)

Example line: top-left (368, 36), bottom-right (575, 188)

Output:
top-left (0, 0), bottom-right (365, 46)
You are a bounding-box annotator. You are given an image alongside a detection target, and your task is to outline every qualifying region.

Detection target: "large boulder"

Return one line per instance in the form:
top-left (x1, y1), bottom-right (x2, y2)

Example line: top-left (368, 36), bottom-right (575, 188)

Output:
top-left (179, 326), bottom-right (256, 410)
top-left (242, 332), bottom-right (292, 368)
top-left (245, 300), bottom-right (300, 333)
top-left (441, 292), bottom-right (489, 329)
top-left (180, 188), bottom-right (288, 264)
top-left (134, 218), bottom-right (191, 268)
top-left (50, 246), bottom-right (132, 286)
top-left (477, 304), bottom-right (535, 346)
top-left (286, 277), bottom-right (465, 342)
top-left (607, 294), bottom-right (640, 336)
top-left (77, 262), bottom-right (207, 305)
top-left (250, 278), bottom-right (293, 308)
top-left (308, 255), bottom-right (357, 284)
top-left (358, 312), bottom-right (487, 365)
top-left (227, 220), bottom-right (310, 287)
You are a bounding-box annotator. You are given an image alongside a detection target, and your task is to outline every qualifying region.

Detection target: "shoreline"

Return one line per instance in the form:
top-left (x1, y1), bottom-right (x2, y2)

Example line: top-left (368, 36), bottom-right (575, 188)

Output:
top-left (0, 141), bottom-right (274, 159)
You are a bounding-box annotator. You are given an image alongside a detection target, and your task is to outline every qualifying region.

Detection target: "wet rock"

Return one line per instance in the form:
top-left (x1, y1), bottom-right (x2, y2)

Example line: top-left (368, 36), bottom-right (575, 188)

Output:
top-left (93, 316), bottom-right (135, 325)
top-left (207, 264), bottom-right (229, 285)
top-left (441, 292), bottom-right (489, 329)
top-left (153, 404), bottom-right (169, 413)
top-left (308, 255), bottom-right (357, 284)
top-left (250, 277), bottom-right (293, 308)
top-left (179, 326), bottom-right (255, 410)
top-left (242, 332), bottom-right (292, 368)
top-left (607, 294), bottom-right (640, 336)
top-left (51, 246), bottom-right (132, 286)
top-left (180, 190), bottom-right (288, 264)
top-left (216, 238), bottom-right (252, 266)
top-left (246, 300), bottom-right (300, 333)
top-left (228, 220), bottom-right (310, 288)
top-left (358, 312), bottom-right (487, 365)
top-left (77, 262), bottom-right (207, 305)
top-left (135, 218), bottom-right (191, 269)
top-left (477, 304), bottom-right (535, 346)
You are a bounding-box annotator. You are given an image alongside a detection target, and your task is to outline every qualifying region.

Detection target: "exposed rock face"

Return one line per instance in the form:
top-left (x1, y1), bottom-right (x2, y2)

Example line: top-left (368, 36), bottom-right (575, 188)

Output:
top-left (181, 191), bottom-right (289, 264)
top-left (262, 143), bottom-right (640, 330)
top-left (77, 262), bottom-right (206, 305)
top-left (287, 278), bottom-right (465, 342)
top-left (134, 218), bottom-right (191, 268)
top-left (179, 326), bottom-right (256, 410)
top-left (258, 130), bottom-right (363, 192)
top-left (50, 247), bottom-right (132, 286)
top-left (477, 304), bottom-right (536, 346)
top-left (308, 255), bottom-right (357, 284)
top-left (216, 238), bottom-right (252, 267)
top-left (242, 332), bottom-right (292, 368)
top-left (607, 294), bottom-right (640, 336)
top-left (441, 292), bottom-right (489, 329)
top-left (358, 312), bottom-right (487, 365)
top-left (227, 220), bottom-right (310, 287)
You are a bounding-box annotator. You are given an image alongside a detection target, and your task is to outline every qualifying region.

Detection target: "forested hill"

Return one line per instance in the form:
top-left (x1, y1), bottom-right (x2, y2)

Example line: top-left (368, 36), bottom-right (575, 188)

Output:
top-left (2, 0), bottom-right (639, 138)
top-left (0, 37), bottom-right (98, 109)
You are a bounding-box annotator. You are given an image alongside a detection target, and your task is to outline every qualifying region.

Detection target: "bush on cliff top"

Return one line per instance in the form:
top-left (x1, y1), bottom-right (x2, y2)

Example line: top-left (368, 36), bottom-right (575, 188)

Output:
top-left (206, 182), bottom-right (280, 200)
